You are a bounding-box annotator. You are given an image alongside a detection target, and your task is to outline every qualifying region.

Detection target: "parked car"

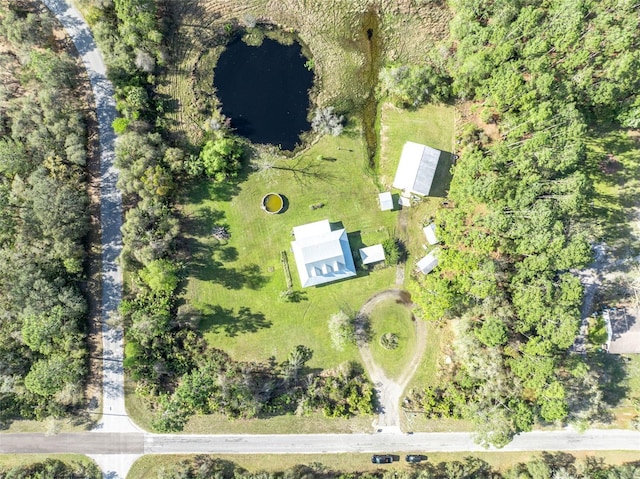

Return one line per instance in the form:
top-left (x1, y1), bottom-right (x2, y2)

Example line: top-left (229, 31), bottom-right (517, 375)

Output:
top-left (371, 455), bottom-right (393, 464)
top-left (406, 454), bottom-right (426, 463)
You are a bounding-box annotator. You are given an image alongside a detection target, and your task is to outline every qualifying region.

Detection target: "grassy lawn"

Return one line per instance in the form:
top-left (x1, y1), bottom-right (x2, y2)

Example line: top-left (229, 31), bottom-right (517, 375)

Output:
top-left (377, 101), bottom-right (456, 280)
top-left (378, 102), bottom-right (456, 189)
top-left (128, 451), bottom-right (640, 479)
top-left (607, 354), bottom-right (640, 428)
top-left (589, 127), bottom-right (640, 257)
top-left (368, 298), bottom-right (416, 381)
top-left (180, 130), bottom-right (396, 371)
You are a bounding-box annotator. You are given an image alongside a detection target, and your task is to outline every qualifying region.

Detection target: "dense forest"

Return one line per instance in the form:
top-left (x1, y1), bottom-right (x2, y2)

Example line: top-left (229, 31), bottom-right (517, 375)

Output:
top-left (154, 454), bottom-right (640, 479)
top-left (0, 2), bottom-right (90, 425)
top-left (407, 0), bottom-right (640, 446)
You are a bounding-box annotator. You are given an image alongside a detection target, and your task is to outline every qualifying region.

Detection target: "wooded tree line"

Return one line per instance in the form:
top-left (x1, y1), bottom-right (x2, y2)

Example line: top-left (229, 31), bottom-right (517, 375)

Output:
top-left (0, 2), bottom-right (90, 425)
top-left (158, 454), bottom-right (640, 479)
top-left (407, 0), bottom-right (640, 446)
top-left (152, 347), bottom-right (374, 432)
top-left (0, 458), bottom-right (101, 479)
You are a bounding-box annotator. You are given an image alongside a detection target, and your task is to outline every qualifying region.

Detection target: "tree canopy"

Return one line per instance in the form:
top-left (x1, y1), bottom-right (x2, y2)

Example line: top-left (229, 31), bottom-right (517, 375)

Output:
top-left (410, 0), bottom-right (639, 446)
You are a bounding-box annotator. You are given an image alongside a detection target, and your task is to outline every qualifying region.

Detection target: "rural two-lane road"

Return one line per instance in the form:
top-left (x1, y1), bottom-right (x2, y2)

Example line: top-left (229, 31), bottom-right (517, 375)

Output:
top-left (2, 429), bottom-right (640, 455)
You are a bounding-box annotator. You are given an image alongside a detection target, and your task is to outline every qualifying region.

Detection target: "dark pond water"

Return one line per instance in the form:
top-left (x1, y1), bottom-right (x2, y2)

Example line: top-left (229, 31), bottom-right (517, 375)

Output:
top-left (214, 37), bottom-right (314, 151)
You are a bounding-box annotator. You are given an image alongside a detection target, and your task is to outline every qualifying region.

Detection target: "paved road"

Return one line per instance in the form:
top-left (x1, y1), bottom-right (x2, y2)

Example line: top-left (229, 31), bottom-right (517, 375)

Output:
top-left (40, 1), bottom-right (137, 477)
top-left (41, 0), bottom-right (137, 436)
top-left (2, 429), bottom-right (640, 455)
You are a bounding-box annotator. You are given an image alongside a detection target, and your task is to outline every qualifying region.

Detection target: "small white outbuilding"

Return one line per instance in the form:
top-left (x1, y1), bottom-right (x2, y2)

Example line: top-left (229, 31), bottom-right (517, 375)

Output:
top-left (378, 192), bottom-right (393, 211)
top-left (416, 251), bottom-right (438, 274)
top-left (359, 244), bottom-right (385, 265)
top-left (423, 223), bottom-right (438, 245)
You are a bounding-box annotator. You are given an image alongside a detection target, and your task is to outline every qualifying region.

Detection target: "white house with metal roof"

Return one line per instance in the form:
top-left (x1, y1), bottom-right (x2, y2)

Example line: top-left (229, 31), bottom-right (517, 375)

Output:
top-left (392, 141), bottom-right (442, 196)
top-left (291, 219), bottom-right (356, 287)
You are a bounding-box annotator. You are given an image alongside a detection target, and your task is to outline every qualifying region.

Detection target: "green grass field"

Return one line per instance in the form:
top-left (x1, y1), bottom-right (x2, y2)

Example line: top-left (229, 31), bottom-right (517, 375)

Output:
top-left (589, 127), bottom-right (640, 257)
top-left (180, 129), bottom-right (397, 369)
top-left (368, 298), bottom-right (416, 381)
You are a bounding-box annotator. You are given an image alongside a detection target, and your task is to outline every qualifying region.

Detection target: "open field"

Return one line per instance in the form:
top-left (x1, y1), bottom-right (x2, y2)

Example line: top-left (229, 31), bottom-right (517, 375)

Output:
top-left (129, 451), bottom-right (640, 479)
top-left (158, 0), bottom-right (450, 146)
top-left (180, 129), bottom-right (397, 369)
top-left (589, 127), bottom-right (640, 257)
top-left (377, 101), bottom-right (456, 279)
top-left (368, 298), bottom-right (416, 381)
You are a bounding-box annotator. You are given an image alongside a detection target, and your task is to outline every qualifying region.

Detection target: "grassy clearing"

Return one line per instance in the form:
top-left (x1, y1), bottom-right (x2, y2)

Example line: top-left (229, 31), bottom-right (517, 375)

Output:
top-left (368, 298), bottom-right (416, 381)
top-left (181, 411), bottom-right (372, 435)
top-left (589, 127), bottom-right (640, 257)
top-left (377, 101), bottom-right (456, 278)
top-left (159, 1), bottom-right (450, 145)
top-left (607, 354), bottom-right (640, 429)
top-left (2, 416), bottom-right (95, 434)
top-left (128, 451), bottom-right (640, 479)
top-left (180, 129), bottom-right (396, 370)
top-left (378, 102), bottom-right (456, 189)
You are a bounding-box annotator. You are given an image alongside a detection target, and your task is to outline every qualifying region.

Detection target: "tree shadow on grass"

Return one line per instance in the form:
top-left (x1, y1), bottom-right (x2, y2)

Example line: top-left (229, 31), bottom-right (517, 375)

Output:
top-left (188, 177), bottom-right (243, 204)
top-left (182, 206), bottom-right (227, 237)
top-left (189, 237), bottom-right (268, 290)
top-left (590, 351), bottom-right (629, 407)
top-left (199, 305), bottom-right (272, 337)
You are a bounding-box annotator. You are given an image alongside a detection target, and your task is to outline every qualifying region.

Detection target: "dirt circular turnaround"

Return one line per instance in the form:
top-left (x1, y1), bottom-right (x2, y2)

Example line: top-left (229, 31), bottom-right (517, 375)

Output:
top-left (355, 289), bottom-right (428, 432)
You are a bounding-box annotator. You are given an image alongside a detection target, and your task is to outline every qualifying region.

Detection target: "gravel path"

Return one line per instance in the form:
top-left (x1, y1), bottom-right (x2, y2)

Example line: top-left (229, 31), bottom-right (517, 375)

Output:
top-left (355, 289), bottom-right (427, 432)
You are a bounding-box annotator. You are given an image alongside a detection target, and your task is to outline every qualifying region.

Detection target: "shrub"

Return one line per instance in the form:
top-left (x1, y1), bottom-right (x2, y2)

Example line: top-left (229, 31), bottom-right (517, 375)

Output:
top-left (328, 310), bottom-right (355, 351)
top-left (112, 117), bottom-right (130, 134)
top-left (380, 332), bottom-right (399, 350)
top-left (379, 63), bottom-right (451, 108)
top-left (311, 106), bottom-right (343, 136)
top-left (199, 137), bottom-right (244, 181)
top-left (382, 237), bottom-right (403, 265)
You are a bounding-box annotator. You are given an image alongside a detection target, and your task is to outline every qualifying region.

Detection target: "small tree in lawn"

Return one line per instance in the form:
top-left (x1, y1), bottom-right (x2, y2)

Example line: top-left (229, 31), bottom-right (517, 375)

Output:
top-left (328, 310), bottom-right (355, 351)
top-left (199, 136), bottom-right (243, 181)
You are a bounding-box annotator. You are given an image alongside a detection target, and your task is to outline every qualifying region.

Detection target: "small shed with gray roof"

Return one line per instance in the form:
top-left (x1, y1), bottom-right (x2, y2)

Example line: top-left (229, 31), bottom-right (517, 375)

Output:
top-left (392, 141), bottom-right (442, 196)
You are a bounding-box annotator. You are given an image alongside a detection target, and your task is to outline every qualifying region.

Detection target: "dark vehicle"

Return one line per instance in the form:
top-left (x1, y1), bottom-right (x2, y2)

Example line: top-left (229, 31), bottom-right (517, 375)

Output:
top-left (371, 455), bottom-right (393, 464)
top-left (406, 455), bottom-right (427, 463)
